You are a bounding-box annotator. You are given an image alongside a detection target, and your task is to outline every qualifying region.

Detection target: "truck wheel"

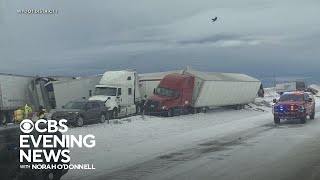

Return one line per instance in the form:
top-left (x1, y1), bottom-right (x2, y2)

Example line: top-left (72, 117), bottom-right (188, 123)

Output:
top-left (167, 109), bottom-right (174, 117)
top-left (274, 117), bottom-right (280, 124)
top-left (100, 114), bottom-right (106, 123)
top-left (300, 116), bottom-right (307, 124)
top-left (234, 105), bottom-right (241, 110)
top-left (112, 108), bottom-right (118, 119)
top-left (136, 106), bottom-right (141, 115)
top-left (310, 111), bottom-right (315, 120)
top-left (190, 108), bottom-right (197, 114)
top-left (76, 116), bottom-right (84, 127)
top-left (184, 108), bottom-right (190, 115)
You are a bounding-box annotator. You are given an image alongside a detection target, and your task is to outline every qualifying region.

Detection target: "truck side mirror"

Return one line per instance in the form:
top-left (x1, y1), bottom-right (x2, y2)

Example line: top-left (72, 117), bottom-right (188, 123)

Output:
top-left (108, 97), bottom-right (111, 100)
top-left (309, 98), bottom-right (313, 102)
top-left (89, 90), bottom-right (92, 97)
top-left (273, 99), bottom-right (277, 103)
top-left (153, 89), bottom-right (156, 94)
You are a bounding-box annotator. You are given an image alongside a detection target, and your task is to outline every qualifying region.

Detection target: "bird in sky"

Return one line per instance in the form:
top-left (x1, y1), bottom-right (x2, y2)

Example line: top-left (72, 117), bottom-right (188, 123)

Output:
top-left (212, 17), bottom-right (218, 22)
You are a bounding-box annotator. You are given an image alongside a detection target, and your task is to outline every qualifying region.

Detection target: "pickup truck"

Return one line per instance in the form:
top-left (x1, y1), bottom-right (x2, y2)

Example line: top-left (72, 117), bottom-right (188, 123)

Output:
top-left (272, 91), bottom-right (315, 124)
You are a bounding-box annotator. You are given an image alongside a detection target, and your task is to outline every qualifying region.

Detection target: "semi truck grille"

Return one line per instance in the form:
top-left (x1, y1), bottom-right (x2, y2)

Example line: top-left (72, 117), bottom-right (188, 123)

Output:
top-left (145, 100), bottom-right (159, 110)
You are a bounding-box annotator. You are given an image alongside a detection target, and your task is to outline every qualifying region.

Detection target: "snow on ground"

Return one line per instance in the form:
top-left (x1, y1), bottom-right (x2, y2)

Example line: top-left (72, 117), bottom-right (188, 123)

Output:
top-left (62, 91), bottom-right (320, 180)
top-left (147, 110), bottom-right (320, 180)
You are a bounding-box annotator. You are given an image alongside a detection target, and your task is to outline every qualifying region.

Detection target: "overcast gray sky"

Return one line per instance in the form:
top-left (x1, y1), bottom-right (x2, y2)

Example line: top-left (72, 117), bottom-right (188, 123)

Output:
top-left (1, 0), bottom-right (320, 79)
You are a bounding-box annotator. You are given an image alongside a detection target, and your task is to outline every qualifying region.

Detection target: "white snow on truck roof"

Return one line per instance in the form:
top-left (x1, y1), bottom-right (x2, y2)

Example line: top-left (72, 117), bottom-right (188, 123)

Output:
top-left (183, 67), bottom-right (260, 82)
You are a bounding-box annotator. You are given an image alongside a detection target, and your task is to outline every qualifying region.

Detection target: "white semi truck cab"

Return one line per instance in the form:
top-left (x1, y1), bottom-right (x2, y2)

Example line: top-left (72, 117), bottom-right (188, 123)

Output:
top-left (88, 70), bottom-right (141, 118)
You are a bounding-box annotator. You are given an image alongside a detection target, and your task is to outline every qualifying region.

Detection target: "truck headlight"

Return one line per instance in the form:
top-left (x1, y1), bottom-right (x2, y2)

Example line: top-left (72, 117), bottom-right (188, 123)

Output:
top-left (162, 106), bottom-right (166, 109)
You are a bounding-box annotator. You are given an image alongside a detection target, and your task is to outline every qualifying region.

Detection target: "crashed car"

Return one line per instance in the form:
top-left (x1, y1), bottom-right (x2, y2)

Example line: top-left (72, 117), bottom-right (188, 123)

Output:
top-left (51, 100), bottom-right (109, 127)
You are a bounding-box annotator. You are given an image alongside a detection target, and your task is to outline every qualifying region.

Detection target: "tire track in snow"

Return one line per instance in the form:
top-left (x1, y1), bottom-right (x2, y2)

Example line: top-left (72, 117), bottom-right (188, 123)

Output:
top-left (97, 126), bottom-right (274, 180)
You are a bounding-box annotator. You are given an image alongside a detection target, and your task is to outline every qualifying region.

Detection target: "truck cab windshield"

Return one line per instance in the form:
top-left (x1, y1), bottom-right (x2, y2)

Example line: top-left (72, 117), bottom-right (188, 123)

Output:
top-left (155, 87), bottom-right (180, 97)
top-left (279, 94), bottom-right (304, 102)
top-left (94, 87), bottom-right (117, 96)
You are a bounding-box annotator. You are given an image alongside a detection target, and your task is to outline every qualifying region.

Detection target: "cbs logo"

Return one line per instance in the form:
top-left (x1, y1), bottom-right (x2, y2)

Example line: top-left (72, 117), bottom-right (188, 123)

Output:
top-left (20, 119), bottom-right (68, 133)
top-left (20, 119), bottom-right (34, 133)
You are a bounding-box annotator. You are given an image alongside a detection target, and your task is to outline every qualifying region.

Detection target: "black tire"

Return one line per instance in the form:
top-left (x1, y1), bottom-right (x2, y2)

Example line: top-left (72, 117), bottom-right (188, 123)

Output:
top-left (300, 115), bottom-right (307, 124)
top-left (75, 116), bottom-right (84, 127)
top-left (310, 111), bottom-right (315, 120)
top-left (112, 108), bottom-right (118, 119)
top-left (274, 117), bottom-right (280, 124)
top-left (167, 109), bottom-right (174, 117)
top-left (203, 107), bottom-right (208, 113)
top-left (100, 114), bottom-right (106, 123)
top-left (184, 108), bottom-right (190, 115)
top-left (190, 108), bottom-right (197, 114)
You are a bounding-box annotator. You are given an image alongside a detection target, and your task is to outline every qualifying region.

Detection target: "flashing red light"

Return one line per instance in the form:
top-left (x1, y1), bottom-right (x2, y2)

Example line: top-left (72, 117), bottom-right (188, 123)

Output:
top-left (292, 91), bottom-right (304, 95)
top-left (290, 105), bottom-right (295, 111)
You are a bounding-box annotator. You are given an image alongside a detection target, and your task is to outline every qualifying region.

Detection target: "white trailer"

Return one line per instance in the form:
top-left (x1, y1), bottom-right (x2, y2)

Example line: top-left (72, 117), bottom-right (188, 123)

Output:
top-left (0, 74), bottom-right (35, 123)
top-left (45, 75), bottom-right (102, 109)
top-left (145, 68), bottom-right (262, 116)
top-left (184, 68), bottom-right (261, 110)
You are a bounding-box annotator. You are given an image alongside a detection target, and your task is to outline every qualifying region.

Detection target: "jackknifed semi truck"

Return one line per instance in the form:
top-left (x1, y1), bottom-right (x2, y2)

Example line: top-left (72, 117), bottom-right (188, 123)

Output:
top-left (45, 75), bottom-right (103, 109)
top-left (89, 70), bottom-right (183, 118)
top-left (145, 68), bottom-right (261, 116)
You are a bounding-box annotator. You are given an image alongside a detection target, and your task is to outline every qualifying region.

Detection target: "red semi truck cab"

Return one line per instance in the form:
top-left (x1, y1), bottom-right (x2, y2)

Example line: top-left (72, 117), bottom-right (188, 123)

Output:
top-left (144, 74), bottom-right (194, 117)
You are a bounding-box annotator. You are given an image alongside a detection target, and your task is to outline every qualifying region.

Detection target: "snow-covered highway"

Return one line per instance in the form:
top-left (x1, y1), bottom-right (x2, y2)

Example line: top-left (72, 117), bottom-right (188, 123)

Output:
top-left (62, 93), bottom-right (320, 180)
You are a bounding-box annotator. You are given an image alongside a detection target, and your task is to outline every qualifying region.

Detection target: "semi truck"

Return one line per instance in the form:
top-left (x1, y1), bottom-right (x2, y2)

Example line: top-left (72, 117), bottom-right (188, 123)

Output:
top-left (0, 74), bottom-right (35, 124)
top-left (138, 70), bottom-right (183, 99)
top-left (88, 70), bottom-right (182, 118)
top-left (45, 75), bottom-right (103, 109)
top-left (276, 81), bottom-right (306, 94)
top-left (88, 70), bottom-right (141, 118)
top-left (145, 68), bottom-right (261, 116)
